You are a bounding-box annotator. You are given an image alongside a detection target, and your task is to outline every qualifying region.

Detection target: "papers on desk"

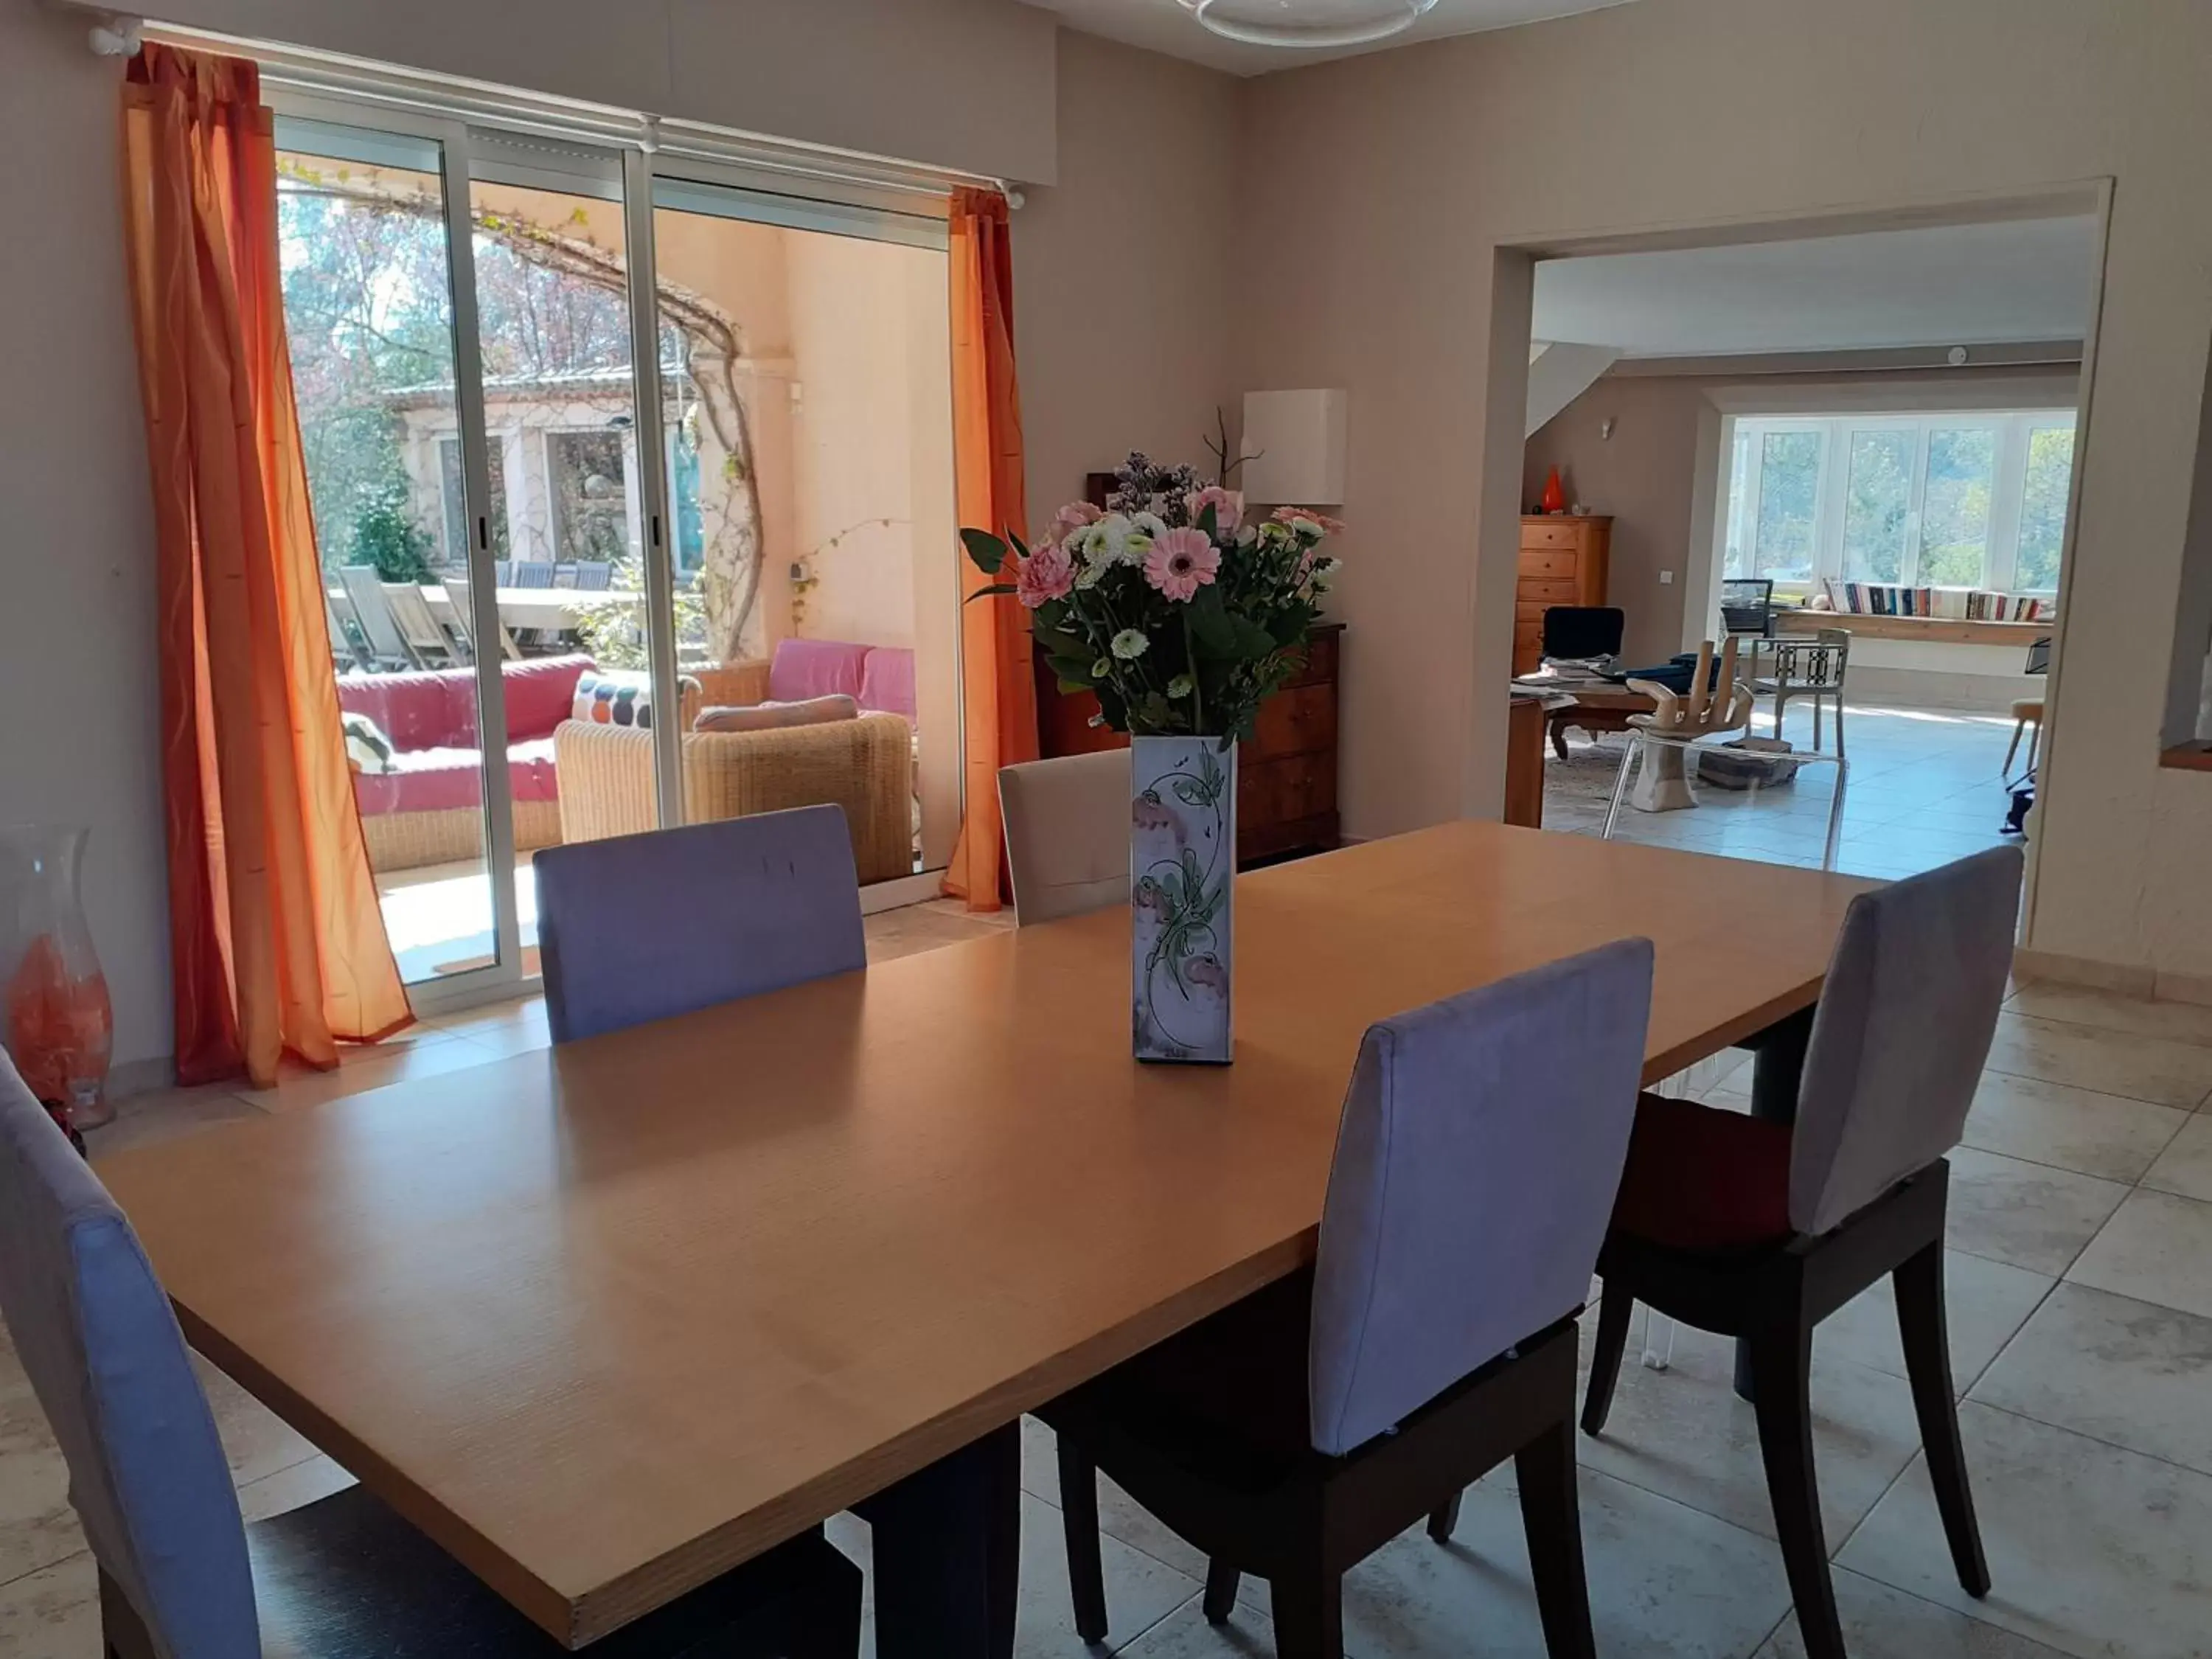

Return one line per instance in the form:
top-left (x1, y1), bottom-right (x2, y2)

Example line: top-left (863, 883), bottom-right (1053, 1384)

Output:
top-left (1512, 656), bottom-right (1621, 692)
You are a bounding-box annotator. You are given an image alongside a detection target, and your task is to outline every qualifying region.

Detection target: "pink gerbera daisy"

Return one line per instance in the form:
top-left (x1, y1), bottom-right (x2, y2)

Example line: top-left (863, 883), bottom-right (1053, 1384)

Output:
top-left (1144, 526), bottom-right (1220, 602)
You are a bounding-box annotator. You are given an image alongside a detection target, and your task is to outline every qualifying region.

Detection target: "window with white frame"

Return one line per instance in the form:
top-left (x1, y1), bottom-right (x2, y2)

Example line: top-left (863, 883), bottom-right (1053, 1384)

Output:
top-left (1722, 410), bottom-right (2077, 597)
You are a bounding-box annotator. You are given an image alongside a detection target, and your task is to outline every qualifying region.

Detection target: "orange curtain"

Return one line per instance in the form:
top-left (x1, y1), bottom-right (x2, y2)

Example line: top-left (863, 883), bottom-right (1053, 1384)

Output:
top-left (122, 45), bottom-right (412, 1088)
top-left (943, 187), bottom-right (1039, 911)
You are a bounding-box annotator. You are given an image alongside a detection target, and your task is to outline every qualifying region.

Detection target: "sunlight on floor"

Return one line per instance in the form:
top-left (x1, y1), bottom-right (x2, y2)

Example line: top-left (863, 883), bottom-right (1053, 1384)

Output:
top-left (374, 854), bottom-right (539, 983)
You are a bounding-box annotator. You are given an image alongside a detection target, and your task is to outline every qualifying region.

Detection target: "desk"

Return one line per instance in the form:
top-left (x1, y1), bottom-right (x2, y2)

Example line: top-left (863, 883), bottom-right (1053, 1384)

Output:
top-left (100, 824), bottom-right (1870, 1648)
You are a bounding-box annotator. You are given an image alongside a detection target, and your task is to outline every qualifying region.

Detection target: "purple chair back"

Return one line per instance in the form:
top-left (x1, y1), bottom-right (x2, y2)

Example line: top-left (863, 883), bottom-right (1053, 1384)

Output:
top-left (533, 805), bottom-right (868, 1044)
top-left (768, 639), bottom-right (872, 704)
top-left (1307, 938), bottom-right (1655, 1456)
top-left (0, 1055), bottom-right (260, 1656)
top-left (1790, 846), bottom-right (2022, 1235)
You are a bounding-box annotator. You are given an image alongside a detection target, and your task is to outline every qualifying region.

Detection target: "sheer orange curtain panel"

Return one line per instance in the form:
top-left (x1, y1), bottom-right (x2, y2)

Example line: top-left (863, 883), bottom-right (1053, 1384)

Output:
top-left (122, 44), bottom-right (412, 1088)
top-left (943, 187), bottom-right (1038, 911)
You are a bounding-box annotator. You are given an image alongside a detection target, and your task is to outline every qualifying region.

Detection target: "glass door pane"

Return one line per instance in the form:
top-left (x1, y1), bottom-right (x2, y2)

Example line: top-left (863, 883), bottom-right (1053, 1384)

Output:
top-left (648, 176), bottom-right (958, 880)
top-left (275, 119), bottom-right (507, 987)
top-left (464, 144), bottom-right (655, 964)
top-left (1918, 426), bottom-right (2000, 587)
top-left (1840, 428), bottom-right (1916, 583)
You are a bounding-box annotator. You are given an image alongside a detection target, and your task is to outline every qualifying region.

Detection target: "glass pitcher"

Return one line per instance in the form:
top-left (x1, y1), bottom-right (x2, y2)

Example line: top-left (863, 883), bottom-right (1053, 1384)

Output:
top-left (1, 826), bottom-right (115, 1130)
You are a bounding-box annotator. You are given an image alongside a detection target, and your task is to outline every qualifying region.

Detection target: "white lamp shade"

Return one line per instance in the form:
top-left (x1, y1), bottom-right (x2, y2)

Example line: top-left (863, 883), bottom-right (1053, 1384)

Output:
top-left (1239, 389), bottom-right (1347, 506)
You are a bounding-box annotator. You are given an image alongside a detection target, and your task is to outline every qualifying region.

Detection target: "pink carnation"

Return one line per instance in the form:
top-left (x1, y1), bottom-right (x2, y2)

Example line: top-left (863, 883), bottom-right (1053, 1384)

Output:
top-left (1270, 506), bottom-right (1346, 535)
top-left (1144, 527), bottom-right (1220, 602)
top-left (1185, 486), bottom-right (1244, 533)
top-left (1050, 501), bottom-right (1104, 543)
top-left (1015, 540), bottom-right (1076, 608)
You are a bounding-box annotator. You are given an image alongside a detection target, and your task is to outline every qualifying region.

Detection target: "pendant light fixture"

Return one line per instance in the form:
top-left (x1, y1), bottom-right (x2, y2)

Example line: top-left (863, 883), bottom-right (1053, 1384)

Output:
top-left (1179, 0), bottom-right (1441, 49)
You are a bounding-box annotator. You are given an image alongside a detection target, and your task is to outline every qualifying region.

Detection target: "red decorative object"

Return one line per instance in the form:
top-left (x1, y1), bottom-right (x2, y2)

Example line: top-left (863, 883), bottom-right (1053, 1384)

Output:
top-left (1540, 467), bottom-right (1568, 515)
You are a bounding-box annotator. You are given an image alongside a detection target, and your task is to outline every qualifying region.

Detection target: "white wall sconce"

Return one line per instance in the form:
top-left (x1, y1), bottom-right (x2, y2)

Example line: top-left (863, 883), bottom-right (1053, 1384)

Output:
top-left (1239, 389), bottom-right (1347, 505)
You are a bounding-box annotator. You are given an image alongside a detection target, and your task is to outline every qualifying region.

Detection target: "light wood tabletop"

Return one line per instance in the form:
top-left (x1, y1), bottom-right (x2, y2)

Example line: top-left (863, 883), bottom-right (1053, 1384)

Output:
top-left (99, 822), bottom-right (1871, 1648)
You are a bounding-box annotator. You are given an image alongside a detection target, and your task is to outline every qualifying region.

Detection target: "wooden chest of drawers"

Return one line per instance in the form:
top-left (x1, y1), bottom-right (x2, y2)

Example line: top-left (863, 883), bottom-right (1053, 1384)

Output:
top-left (1514, 515), bottom-right (1612, 675)
top-left (1034, 623), bottom-right (1343, 865)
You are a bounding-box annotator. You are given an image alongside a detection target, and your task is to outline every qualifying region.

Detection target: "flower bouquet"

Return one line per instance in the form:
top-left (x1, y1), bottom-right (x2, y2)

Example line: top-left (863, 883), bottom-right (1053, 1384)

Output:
top-left (961, 451), bottom-right (1341, 1062)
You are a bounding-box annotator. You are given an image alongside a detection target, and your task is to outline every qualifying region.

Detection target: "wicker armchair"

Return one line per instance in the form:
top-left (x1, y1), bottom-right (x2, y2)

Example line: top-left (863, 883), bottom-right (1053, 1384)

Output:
top-left (553, 712), bottom-right (914, 885)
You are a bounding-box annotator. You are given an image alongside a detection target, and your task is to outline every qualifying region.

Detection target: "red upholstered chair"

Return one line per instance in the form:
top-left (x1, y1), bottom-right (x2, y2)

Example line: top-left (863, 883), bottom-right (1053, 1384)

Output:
top-left (1580, 846), bottom-right (2023, 1659)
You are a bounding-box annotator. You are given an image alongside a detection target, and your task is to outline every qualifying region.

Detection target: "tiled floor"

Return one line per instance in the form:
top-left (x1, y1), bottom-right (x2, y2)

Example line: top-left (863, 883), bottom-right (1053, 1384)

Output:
top-left (1545, 700), bottom-right (2024, 880)
top-left (9, 918), bottom-right (2212, 1654)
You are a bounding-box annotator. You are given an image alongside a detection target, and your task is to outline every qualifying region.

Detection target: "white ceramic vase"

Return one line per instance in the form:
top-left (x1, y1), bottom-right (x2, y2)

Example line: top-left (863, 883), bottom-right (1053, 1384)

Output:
top-left (1130, 734), bottom-right (1236, 1063)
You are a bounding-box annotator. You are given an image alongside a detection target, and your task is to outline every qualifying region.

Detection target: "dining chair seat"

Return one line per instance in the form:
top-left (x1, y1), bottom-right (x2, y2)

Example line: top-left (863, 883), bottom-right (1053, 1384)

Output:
top-left (1609, 1092), bottom-right (1793, 1250)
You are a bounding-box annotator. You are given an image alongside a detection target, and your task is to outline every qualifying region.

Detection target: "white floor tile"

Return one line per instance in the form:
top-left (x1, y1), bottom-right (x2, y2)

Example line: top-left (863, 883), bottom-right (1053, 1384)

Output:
top-left (1961, 1072), bottom-right (2190, 1183)
top-left (1756, 1568), bottom-right (2073, 1659)
top-left (1972, 1281), bottom-right (2212, 1478)
top-left (1944, 1148), bottom-right (2128, 1276)
top-left (1815, 1248), bottom-right (2053, 1396)
top-left (1838, 1402), bottom-right (2212, 1659)
top-left (2065, 1188), bottom-right (2212, 1321)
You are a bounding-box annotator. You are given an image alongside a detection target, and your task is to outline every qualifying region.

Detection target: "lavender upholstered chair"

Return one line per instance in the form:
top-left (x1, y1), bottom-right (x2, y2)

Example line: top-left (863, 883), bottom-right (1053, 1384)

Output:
top-left (532, 804), bottom-right (1021, 1659)
top-left (0, 1053), bottom-right (859, 1659)
top-left (534, 804), bottom-right (867, 1044)
top-left (1044, 939), bottom-right (1656, 1659)
top-left (1582, 846), bottom-right (2022, 1659)
top-left (998, 751), bottom-right (1131, 926)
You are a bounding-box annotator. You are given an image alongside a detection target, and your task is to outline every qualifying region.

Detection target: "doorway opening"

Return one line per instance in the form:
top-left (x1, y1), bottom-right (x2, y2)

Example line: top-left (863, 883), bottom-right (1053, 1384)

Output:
top-left (1511, 207), bottom-right (2099, 883)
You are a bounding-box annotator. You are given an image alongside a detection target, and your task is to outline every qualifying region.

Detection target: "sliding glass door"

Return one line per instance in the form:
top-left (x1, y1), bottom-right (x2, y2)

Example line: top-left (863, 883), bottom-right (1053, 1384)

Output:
top-left (645, 170), bottom-right (960, 880)
top-left (273, 97), bottom-right (961, 1009)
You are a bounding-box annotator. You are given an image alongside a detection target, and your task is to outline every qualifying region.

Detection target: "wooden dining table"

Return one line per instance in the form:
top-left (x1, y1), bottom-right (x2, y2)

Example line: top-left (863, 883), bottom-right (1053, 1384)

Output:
top-left (99, 822), bottom-right (1871, 1649)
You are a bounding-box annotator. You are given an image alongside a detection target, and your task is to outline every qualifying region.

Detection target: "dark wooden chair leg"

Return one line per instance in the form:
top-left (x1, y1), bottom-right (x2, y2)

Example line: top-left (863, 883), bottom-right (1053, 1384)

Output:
top-left (1580, 1284), bottom-right (1632, 1436)
top-left (1893, 1242), bottom-right (1991, 1597)
top-left (1202, 1558), bottom-right (1241, 1624)
top-left (1268, 1563), bottom-right (1345, 1659)
top-left (1514, 1419), bottom-right (1598, 1659)
top-left (1746, 1324), bottom-right (1845, 1659)
top-left (1426, 1489), bottom-right (1463, 1543)
top-left (1055, 1435), bottom-right (1110, 1644)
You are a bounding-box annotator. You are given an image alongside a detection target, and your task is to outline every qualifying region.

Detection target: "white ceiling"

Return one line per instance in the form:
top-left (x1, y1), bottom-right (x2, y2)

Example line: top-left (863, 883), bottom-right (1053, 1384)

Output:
top-left (1531, 218), bottom-right (2101, 359)
top-left (1021, 0), bottom-right (1640, 75)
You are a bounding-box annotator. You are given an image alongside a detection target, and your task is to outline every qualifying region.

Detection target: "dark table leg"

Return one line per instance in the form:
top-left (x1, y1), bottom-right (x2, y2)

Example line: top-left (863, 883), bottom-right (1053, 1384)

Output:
top-left (1733, 1006), bottom-right (1815, 1399)
top-left (853, 1421), bottom-right (1022, 1659)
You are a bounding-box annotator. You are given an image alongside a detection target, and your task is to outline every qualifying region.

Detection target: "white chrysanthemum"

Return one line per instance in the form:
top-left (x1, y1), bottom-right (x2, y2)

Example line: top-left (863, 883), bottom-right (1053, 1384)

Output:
top-left (1166, 673), bottom-right (1195, 699)
top-left (1078, 513), bottom-right (1141, 568)
top-left (1131, 511), bottom-right (1169, 540)
top-left (1110, 628), bottom-right (1150, 661)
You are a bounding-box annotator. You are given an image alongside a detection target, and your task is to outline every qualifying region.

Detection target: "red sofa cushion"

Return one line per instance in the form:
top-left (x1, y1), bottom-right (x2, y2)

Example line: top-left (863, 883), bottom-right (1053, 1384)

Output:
top-left (337, 655), bottom-right (591, 752)
top-left (349, 737), bottom-right (559, 817)
top-left (1610, 1091), bottom-right (1795, 1251)
top-left (501, 654), bottom-right (594, 741)
top-left (337, 667), bottom-right (473, 754)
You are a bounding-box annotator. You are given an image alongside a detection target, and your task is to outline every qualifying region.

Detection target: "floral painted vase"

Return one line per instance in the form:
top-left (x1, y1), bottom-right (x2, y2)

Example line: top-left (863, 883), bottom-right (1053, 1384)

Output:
top-left (1131, 735), bottom-right (1236, 1064)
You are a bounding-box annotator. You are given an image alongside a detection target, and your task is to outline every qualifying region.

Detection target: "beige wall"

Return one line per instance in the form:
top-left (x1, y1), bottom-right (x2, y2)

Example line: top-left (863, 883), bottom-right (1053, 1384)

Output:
top-left (1524, 361), bottom-right (2081, 668)
top-left (1238, 0), bottom-right (2212, 984)
top-left (1014, 29), bottom-right (1245, 520)
top-left (146, 0), bottom-right (1059, 184)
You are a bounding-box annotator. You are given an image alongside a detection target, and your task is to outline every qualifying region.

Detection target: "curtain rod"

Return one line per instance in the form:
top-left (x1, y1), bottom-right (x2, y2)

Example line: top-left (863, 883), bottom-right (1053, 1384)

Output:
top-left (68, 7), bottom-right (1019, 206)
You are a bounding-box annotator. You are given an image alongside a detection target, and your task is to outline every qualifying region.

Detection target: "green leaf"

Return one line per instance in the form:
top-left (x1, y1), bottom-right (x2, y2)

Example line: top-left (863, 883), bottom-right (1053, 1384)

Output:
top-left (1055, 675), bottom-right (1093, 694)
top-left (962, 582), bottom-right (1018, 604)
top-left (1006, 527), bottom-right (1032, 562)
top-left (960, 528), bottom-right (1009, 575)
top-left (1197, 503), bottom-right (1219, 538)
